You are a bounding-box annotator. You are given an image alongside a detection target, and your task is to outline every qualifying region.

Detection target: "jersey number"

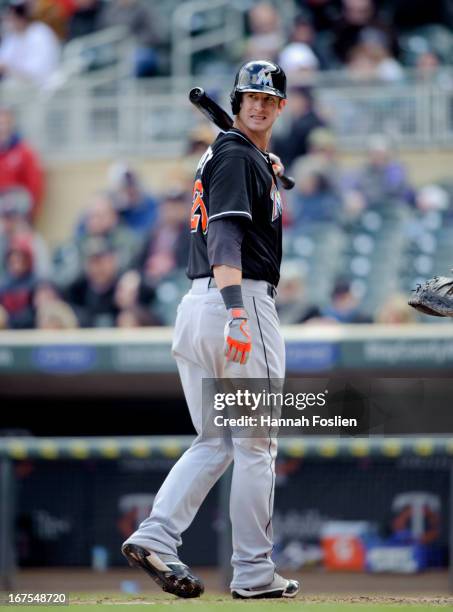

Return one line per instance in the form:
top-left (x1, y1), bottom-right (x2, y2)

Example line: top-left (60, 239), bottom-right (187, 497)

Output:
top-left (191, 179), bottom-right (208, 234)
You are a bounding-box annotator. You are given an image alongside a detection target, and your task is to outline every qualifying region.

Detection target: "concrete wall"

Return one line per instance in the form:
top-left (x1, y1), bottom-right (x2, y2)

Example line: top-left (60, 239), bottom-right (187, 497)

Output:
top-left (36, 157), bottom-right (195, 247)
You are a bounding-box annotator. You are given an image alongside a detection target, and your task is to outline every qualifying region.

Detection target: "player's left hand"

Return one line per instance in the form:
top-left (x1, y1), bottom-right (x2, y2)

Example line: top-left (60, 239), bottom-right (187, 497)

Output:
top-left (268, 152), bottom-right (285, 177)
top-left (224, 308), bottom-right (252, 365)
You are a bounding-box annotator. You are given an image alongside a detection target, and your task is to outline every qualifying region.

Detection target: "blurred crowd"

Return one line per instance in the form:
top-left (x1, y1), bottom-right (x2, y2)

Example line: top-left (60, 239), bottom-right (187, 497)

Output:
top-left (237, 0), bottom-right (453, 86)
top-left (1, 98), bottom-right (453, 331)
top-left (0, 0), bottom-right (452, 329)
top-left (0, 0), bottom-right (452, 89)
top-left (0, 101), bottom-right (197, 330)
top-left (0, 0), bottom-right (161, 89)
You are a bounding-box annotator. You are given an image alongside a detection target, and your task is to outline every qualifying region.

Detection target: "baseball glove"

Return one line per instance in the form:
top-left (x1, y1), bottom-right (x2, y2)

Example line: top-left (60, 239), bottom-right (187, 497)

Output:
top-left (408, 273), bottom-right (453, 317)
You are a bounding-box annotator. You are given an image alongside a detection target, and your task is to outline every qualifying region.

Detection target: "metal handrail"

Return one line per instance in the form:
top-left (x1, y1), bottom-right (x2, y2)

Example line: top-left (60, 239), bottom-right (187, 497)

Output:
top-left (2, 69), bottom-right (453, 160)
top-left (171, 0), bottom-right (244, 84)
top-left (47, 26), bottom-right (133, 92)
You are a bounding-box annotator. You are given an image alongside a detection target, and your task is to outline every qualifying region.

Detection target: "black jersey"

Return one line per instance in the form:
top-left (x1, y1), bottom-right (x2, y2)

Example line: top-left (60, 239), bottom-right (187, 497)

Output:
top-left (187, 128), bottom-right (283, 287)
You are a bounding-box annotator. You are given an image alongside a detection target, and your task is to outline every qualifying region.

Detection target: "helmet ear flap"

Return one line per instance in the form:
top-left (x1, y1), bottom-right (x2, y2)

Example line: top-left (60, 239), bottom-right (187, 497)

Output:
top-left (230, 91), bottom-right (242, 116)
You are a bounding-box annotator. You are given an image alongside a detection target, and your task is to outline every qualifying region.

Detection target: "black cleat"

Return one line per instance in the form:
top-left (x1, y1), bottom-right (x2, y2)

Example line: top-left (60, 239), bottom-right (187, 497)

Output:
top-left (232, 573), bottom-right (299, 599)
top-left (121, 543), bottom-right (204, 599)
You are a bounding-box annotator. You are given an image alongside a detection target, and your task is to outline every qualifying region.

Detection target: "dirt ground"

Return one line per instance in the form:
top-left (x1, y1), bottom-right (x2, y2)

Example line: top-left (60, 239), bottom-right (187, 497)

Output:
top-left (5, 567), bottom-right (452, 605)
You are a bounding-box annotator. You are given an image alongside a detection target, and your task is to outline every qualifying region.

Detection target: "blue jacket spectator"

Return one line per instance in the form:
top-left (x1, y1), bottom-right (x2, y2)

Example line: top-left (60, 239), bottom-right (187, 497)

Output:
top-left (290, 159), bottom-right (343, 227)
top-left (348, 134), bottom-right (414, 207)
top-left (108, 163), bottom-right (158, 236)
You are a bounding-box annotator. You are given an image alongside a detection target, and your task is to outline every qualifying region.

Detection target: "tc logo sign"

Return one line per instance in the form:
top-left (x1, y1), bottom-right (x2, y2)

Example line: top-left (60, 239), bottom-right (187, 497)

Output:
top-left (392, 491), bottom-right (441, 544)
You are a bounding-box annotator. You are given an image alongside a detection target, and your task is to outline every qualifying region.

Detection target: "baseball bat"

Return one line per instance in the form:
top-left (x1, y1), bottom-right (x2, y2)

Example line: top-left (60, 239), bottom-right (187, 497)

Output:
top-left (189, 87), bottom-right (295, 191)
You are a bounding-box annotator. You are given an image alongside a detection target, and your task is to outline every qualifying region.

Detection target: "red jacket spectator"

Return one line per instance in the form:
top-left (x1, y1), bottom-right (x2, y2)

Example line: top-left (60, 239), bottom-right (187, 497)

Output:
top-left (0, 107), bottom-right (44, 221)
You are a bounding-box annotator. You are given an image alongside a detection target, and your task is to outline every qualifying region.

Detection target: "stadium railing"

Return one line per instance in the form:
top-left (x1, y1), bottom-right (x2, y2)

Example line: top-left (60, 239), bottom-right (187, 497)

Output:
top-left (2, 72), bottom-right (452, 161)
top-left (169, 0), bottom-right (297, 83)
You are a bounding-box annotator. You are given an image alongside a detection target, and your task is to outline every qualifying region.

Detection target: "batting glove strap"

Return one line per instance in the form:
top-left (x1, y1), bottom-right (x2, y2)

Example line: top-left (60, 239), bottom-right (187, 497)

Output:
top-left (224, 308), bottom-right (252, 365)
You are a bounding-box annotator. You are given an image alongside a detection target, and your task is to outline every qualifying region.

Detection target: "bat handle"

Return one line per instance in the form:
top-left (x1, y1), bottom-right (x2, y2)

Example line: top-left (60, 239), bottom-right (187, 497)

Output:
top-left (279, 174), bottom-right (295, 191)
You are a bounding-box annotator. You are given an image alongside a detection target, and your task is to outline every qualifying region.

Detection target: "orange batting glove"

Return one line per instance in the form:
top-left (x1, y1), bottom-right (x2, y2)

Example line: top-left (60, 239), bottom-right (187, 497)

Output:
top-left (268, 152), bottom-right (285, 177)
top-left (224, 308), bottom-right (252, 365)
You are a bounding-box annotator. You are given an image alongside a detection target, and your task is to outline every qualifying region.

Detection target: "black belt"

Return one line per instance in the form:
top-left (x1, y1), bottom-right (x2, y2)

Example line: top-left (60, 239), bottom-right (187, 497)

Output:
top-left (207, 277), bottom-right (276, 299)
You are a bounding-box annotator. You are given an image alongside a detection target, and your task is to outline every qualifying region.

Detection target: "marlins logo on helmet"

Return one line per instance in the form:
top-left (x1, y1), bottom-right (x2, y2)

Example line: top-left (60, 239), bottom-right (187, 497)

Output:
top-left (255, 68), bottom-right (273, 87)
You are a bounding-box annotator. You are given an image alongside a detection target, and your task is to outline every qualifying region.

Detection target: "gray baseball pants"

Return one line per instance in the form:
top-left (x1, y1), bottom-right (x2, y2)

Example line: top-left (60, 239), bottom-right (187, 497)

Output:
top-left (122, 277), bottom-right (285, 589)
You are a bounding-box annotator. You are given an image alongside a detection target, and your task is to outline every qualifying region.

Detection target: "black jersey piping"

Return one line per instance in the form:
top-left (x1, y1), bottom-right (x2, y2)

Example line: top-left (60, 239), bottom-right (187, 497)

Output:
top-left (252, 296), bottom-right (275, 541)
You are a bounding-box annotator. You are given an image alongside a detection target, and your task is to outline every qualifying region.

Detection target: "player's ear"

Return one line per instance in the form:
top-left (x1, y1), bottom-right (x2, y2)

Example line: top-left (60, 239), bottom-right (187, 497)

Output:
top-left (277, 99), bottom-right (287, 115)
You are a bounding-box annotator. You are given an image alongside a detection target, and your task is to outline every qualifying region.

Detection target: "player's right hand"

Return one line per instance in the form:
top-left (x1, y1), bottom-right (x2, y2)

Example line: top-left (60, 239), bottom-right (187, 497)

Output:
top-left (224, 308), bottom-right (252, 365)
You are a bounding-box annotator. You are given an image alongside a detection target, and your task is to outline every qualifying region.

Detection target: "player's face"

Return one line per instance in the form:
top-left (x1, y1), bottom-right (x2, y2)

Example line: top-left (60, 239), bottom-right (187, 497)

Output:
top-left (239, 92), bottom-right (285, 133)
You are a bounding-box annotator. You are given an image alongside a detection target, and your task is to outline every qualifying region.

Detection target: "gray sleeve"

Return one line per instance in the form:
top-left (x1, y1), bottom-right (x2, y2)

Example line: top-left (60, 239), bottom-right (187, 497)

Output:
top-left (207, 217), bottom-right (247, 270)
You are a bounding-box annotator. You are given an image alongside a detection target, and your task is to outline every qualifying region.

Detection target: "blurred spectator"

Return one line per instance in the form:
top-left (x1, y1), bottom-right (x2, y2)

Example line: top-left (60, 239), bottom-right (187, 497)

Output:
top-left (0, 234), bottom-right (36, 328)
top-left (114, 268), bottom-right (160, 324)
top-left (54, 192), bottom-right (140, 287)
top-left (289, 157), bottom-right (343, 227)
top-left (415, 50), bottom-right (441, 80)
top-left (64, 235), bottom-right (120, 327)
top-left (108, 162), bottom-right (158, 236)
top-left (306, 127), bottom-right (343, 194)
top-left (0, 0), bottom-right (61, 88)
top-left (99, 0), bottom-right (160, 77)
top-left (298, 0), bottom-right (341, 32)
top-left (283, 11), bottom-right (329, 69)
top-left (346, 28), bottom-right (404, 82)
top-left (0, 304), bottom-right (8, 329)
top-left (36, 299), bottom-right (79, 329)
top-left (320, 278), bottom-right (372, 323)
top-left (32, 278), bottom-right (60, 310)
top-left (244, 2), bottom-right (285, 62)
top-left (279, 42), bottom-right (319, 84)
top-left (272, 87), bottom-right (326, 169)
top-left (275, 260), bottom-right (307, 324)
top-left (81, 192), bottom-right (140, 270)
top-left (31, 0), bottom-right (76, 40)
top-left (32, 278), bottom-right (80, 327)
top-left (375, 293), bottom-right (417, 324)
top-left (114, 269), bottom-right (141, 310)
top-left (415, 184), bottom-right (450, 214)
top-left (116, 304), bottom-right (157, 327)
top-left (413, 50), bottom-right (453, 87)
top-left (333, 0), bottom-right (397, 65)
top-left (0, 107), bottom-right (45, 221)
top-left (0, 188), bottom-right (50, 278)
top-left (391, 0), bottom-right (453, 30)
top-left (67, 0), bottom-right (104, 40)
top-left (348, 135), bottom-right (414, 208)
top-left (404, 184), bottom-right (449, 244)
top-left (139, 190), bottom-right (190, 285)
top-left (186, 125), bottom-right (215, 157)
top-left (181, 124), bottom-right (216, 181)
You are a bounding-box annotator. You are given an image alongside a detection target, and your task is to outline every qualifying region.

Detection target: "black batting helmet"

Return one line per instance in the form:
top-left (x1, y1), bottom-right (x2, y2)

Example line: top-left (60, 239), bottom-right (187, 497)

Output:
top-left (230, 60), bottom-right (287, 115)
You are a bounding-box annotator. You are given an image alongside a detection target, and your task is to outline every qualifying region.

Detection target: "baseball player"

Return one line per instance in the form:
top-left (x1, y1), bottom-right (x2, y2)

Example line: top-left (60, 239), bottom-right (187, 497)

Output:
top-left (122, 60), bottom-right (299, 600)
